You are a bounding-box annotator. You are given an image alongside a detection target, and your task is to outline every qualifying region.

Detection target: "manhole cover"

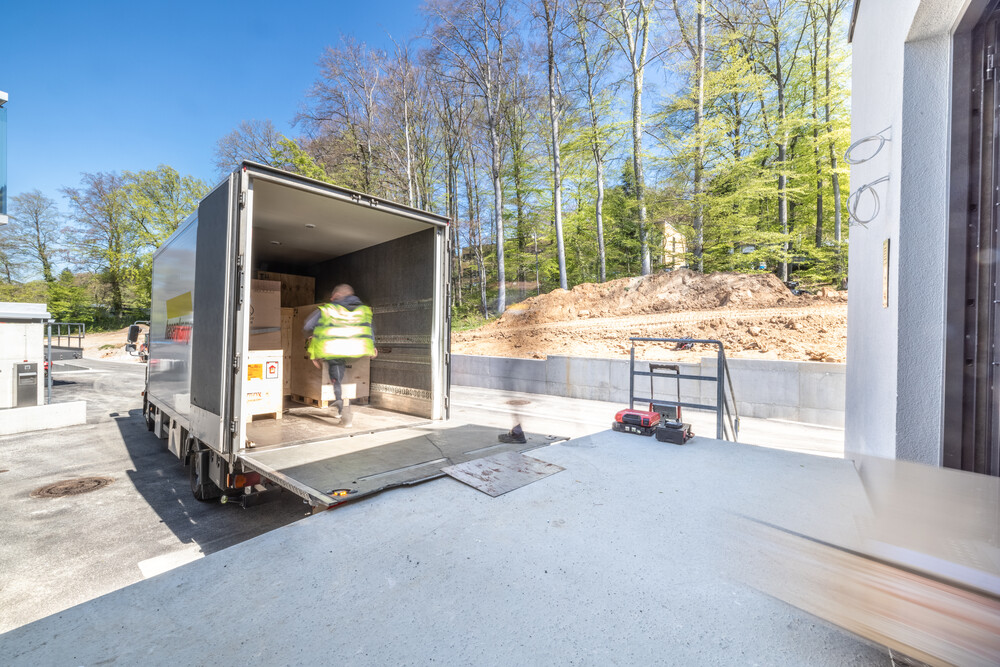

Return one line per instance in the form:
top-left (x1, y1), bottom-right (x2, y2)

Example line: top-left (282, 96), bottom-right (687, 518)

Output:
top-left (506, 399), bottom-right (531, 406)
top-left (31, 477), bottom-right (113, 498)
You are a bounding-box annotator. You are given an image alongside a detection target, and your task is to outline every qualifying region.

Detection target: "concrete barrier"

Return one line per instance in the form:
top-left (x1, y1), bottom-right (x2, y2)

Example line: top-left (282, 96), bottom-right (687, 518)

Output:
top-left (0, 401), bottom-right (88, 436)
top-left (452, 354), bottom-right (845, 427)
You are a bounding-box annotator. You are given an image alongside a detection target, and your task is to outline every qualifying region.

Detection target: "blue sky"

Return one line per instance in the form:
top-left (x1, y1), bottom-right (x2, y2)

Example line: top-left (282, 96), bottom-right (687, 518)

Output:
top-left (4, 0), bottom-right (425, 203)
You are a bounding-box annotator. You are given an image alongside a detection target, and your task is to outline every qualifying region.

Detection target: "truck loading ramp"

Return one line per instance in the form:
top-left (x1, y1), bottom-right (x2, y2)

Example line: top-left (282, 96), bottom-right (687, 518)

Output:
top-left (239, 422), bottom-right (563, 507)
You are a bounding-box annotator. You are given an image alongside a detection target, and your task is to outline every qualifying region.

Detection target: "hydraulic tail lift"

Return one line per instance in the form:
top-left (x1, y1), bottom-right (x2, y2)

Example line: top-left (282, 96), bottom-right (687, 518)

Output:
top-left (614, 362), bottom-right (694, 444)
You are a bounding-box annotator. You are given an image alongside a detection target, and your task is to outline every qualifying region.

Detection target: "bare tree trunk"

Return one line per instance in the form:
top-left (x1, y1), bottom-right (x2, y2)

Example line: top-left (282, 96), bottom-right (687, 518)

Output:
top-left (508, 107), bottom-right (528, 284)
top-left (577, 2), bottom-right (607, 282)
top-left (632, 75), bottom-right (650, 276)
top-left (403, 97), bottom-right (415, 208)
top-left (466, 147), bottom-right (489, 318)
top-left (811, 17), bottom-right (823, 248)
top-left (615, 0), bottom-right (652, 276)
top-left (824, 3), bottom-right (843, 245)
top-left (595, 159), bottom-right (607, 282)
top-left (485, 58), bottom-right (506, 313)
top-left (543, 0), bottom-right (568, 289)
top-left (694, 0), bottom-right (705, 272)
top-left (775, 52), bottom-right (789, 281)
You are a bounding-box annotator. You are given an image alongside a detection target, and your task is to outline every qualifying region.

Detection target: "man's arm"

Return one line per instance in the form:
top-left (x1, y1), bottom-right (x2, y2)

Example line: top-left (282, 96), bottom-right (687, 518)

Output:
top-left (303, 309), bottom-right (321, 335)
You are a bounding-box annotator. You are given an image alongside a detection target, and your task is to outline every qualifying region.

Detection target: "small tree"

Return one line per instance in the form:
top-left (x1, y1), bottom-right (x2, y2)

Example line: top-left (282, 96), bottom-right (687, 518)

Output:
top-left (9, 190), bottom-right (61, 282)
top-left (47, 269), bottom-right (91, 323)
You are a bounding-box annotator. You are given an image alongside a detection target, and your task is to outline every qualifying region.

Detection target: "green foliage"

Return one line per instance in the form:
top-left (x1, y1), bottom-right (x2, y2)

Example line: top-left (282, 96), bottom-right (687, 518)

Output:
top-left (270, 137), bottom-right (336, 183)
top-left (451, 305), bottom-right (490, 332)
top-left (61, 166), bottom-right (206, 314)
top-left (47, 269), bottom-right (91, 323)
top-left (0, 280), bottom-right (49, 304)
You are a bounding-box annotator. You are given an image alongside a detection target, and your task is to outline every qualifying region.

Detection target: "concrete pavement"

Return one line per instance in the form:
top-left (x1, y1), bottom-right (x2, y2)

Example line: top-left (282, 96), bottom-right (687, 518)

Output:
top-left (1, 409), bottom-right (885, 665)
top-left (450, 384), bottom-right (845, 457)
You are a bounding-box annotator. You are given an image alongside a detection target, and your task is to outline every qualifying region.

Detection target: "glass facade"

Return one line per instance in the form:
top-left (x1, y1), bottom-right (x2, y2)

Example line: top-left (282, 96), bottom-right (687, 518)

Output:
top-left (0, 96), bottom-right (6, 220)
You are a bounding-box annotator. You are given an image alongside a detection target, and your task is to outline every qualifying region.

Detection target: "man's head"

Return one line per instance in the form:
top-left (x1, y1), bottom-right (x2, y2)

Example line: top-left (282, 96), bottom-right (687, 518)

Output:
top-left (331, 284), bottom-right (354, 301)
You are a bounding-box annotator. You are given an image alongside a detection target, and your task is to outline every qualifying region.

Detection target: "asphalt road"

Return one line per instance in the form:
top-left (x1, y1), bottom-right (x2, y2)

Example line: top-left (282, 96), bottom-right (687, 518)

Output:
top-left (0, 359), bottom-right (308, 633)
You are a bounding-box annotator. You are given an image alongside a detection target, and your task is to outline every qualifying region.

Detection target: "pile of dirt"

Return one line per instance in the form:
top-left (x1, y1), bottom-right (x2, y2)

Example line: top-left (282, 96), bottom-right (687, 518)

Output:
top-left (453, 270), bottom-right (848, 363)
top-left (494, 269), bottom-right (843, 327)
top-left (81, 326), bottom-right (147, 362)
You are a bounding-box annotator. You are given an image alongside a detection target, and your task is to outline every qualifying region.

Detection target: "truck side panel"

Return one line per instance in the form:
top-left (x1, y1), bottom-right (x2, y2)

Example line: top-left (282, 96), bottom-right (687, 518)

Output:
top-left (148, 218), bottom-right (197, 419)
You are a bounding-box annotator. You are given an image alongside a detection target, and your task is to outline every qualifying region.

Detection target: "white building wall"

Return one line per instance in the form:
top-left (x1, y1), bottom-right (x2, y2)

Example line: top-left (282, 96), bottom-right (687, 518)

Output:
top-left (845, 0), bottom-right (917, 461)
top-left (847, 0), bottom-right (978, 464)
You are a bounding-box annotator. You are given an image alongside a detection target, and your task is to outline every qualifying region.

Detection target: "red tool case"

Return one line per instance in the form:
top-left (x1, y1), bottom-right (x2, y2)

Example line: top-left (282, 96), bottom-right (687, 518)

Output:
top-left (612, 409), bottom-right (661, 436)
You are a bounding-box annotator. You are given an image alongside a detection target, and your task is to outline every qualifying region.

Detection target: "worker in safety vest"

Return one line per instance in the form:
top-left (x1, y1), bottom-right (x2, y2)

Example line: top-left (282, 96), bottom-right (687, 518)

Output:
top-left (303, 284), bottom-right (376, 427)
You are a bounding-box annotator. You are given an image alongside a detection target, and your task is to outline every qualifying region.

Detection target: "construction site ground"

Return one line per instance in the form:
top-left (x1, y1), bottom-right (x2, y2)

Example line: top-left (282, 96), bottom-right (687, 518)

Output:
top-left (453, 270), bottom-right (847, 363)
top-left (80, 326), bottom-right (147, 363)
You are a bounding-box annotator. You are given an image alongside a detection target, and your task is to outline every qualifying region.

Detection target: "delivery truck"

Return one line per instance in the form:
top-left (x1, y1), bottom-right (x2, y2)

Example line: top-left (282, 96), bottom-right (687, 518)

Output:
top-left (143, 162), bottom-right (540, 509)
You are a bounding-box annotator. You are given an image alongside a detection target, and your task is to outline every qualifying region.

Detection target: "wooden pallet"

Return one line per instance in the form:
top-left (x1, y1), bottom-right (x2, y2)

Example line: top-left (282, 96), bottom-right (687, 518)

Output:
top-left (250, 411), bottom-right (282, 421)
top-left (290, 394), bottom-right (331, 409)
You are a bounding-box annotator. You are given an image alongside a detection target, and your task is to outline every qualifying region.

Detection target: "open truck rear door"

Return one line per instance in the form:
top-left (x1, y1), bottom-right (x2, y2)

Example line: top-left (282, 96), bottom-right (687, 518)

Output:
top-left (188, 174), bottom-right (241, 454)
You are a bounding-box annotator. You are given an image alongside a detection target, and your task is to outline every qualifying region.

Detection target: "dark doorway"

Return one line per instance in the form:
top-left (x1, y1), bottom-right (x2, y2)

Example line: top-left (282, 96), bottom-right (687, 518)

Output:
top-left (946, 1), bottom-right (1000, 476)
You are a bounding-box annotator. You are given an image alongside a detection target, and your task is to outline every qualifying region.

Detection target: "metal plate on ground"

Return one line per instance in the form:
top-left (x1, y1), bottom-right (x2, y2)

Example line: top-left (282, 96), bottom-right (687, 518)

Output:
top-left (442, 451), bottom-right (564, 497)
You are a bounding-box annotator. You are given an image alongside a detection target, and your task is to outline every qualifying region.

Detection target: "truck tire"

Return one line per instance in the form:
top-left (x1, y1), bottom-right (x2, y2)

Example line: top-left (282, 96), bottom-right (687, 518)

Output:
top-left (190, 452), bottom-right (222, 502)
top-left (144, 408), bottom-right (155, 432)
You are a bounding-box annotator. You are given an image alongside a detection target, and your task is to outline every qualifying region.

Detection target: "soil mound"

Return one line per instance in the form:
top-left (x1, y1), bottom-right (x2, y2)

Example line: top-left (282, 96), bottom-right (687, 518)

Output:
top-left (494, 269), bottom-right (825, 327)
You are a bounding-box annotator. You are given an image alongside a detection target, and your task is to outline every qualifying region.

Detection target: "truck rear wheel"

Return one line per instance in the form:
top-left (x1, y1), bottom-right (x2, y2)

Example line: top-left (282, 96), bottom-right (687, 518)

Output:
top-left (189, 451), bottom-right (222, 502)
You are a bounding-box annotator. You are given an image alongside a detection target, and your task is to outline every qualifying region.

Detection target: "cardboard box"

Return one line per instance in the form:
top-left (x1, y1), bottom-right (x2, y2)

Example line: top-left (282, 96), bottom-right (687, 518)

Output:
top-left (280, 308), bottom-right (294, 394)
top-left (250, 280), bottom-right (281, 351)
top-left (256, 271), bottom-right (316, 307)
top-left (244, 350), bottom-right (283, 419)
top-left (290, 303), bottom-right (371, 403)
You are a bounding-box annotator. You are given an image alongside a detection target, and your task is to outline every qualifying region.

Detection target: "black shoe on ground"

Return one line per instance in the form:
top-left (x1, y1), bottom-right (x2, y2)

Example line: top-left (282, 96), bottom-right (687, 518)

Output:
top-left (498, 424), bottom-right (526, 444)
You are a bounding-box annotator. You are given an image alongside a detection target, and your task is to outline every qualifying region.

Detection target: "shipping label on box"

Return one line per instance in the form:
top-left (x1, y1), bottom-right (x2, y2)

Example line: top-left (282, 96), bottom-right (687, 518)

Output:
top-left (245, 351), bottom-right (283, 419)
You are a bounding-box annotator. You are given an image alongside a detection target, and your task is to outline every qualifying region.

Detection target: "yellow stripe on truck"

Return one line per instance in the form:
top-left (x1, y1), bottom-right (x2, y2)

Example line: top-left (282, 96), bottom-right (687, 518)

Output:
top-left (166, 291), bottom-right (193, 320)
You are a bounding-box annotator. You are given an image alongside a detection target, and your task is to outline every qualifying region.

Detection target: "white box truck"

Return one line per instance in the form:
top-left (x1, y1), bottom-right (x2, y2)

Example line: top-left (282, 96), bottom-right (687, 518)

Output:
top-left (143, 163), bottom-right (540, 509)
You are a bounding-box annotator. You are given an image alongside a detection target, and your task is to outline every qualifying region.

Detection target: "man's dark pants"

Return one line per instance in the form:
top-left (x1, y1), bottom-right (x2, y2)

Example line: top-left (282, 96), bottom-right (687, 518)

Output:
top-left (326, 358), bottom-right (348, 406)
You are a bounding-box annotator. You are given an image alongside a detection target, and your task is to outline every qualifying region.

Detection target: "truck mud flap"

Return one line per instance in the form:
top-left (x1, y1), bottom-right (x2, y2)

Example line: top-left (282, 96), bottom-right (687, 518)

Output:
top-left (237, 423), bottom-right (564, 508)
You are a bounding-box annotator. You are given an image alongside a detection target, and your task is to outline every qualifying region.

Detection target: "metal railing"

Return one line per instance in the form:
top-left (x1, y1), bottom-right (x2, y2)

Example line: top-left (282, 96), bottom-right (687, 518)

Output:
top-left (49, 322), bottom-right (86, 347)
top-left (628, 337), bottom-right (740, 442)
top-left (45, 322), bottom-right (87, 405)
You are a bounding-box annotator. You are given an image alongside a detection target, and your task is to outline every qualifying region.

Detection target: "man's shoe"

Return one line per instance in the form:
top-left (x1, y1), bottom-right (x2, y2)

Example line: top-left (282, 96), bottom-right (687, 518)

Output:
top-left (341, 404), bottom-right (353, 428)
top-left (328, 399), bottom-right (343, 418)
top-left (498, 424), bottom-right (526, 444)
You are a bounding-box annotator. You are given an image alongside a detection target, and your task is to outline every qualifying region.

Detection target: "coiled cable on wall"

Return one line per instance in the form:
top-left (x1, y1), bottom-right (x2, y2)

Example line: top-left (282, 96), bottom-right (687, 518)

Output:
top-left (844, 126), bottom-right (892, 165)
top-left (845, 126), bottom-right (892, 226)
top-left (847, 175), bottom-right (890, 227)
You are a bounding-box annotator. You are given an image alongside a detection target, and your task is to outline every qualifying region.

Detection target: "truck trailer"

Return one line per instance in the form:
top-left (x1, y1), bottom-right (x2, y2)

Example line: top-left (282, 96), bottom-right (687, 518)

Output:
top-left (143, 163), bottom-right (538, 509)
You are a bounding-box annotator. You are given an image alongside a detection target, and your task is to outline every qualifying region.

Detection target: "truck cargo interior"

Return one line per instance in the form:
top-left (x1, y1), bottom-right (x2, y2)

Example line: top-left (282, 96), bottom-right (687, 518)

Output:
top-left (242, 175), bottom-right (442, 450)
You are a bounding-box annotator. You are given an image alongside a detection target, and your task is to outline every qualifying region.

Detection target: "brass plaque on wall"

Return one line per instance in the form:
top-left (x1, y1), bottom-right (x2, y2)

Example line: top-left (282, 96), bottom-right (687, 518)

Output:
top-left (882, 239), bottom-right (890, 308)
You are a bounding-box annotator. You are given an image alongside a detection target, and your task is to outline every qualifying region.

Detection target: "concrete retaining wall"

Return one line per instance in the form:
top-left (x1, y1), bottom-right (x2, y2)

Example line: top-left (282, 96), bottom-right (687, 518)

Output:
top-left (0, 401), bottom-right (87, 436)
top-left (452, 355), bottom-right (845, 427)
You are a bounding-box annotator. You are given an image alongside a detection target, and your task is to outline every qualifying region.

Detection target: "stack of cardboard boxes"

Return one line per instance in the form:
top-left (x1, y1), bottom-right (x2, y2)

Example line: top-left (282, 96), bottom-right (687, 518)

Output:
top-left (246, 279), bottom-right (283, 419)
